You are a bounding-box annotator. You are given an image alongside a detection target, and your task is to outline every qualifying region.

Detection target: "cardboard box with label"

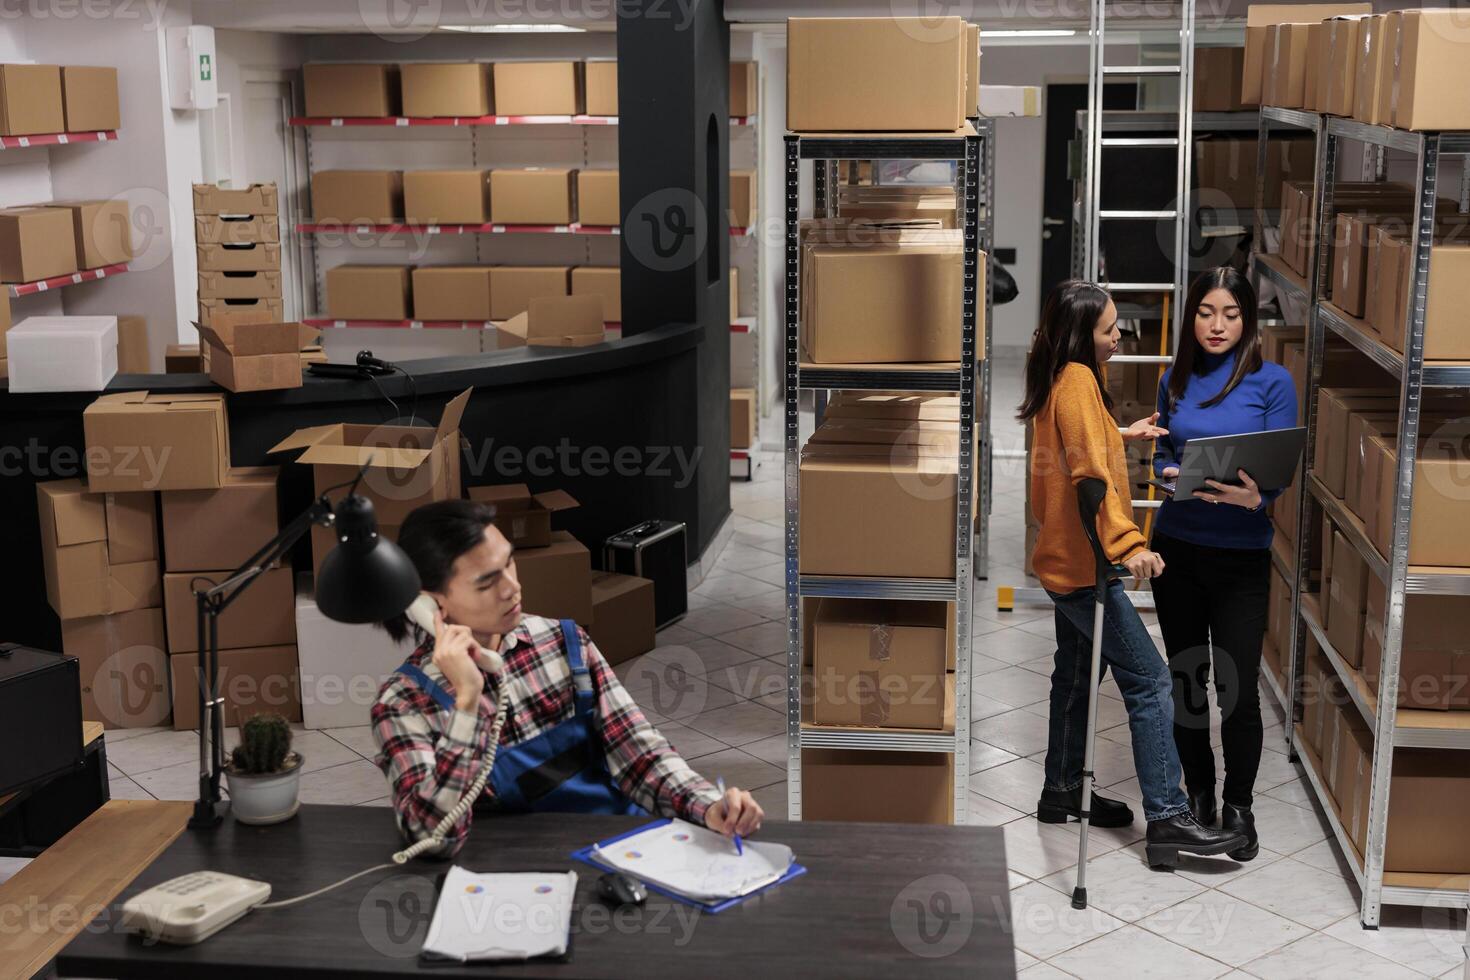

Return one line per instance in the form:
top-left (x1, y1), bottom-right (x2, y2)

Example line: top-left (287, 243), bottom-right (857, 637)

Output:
top-left (404, 170), bottom-right (491, 225)
top-left (326, 265), bottom-right (412, 321)
top-left (1195, 46), bottom-right (1246, 112)
top-left (303, 64), bottom-right (398, 118)
top-left (162, 467), bottom-right (278, 573)
top-left (730, 388), bottom-right (756, 449)
top-left (192, 183), bottom-right (278, 217)
top-left (515, 530), bottom-right (593, 624)
top-left (310, 171), bottom-right (403, 225)
top-left (489, 168), bottom-right (575, 226)
top-left (492, 62), bottom-right (582, 116)
top-left (195, 214), bottom-right (280, 245)
top-left (198, 297), bottom-right (284, 327)
top-left (37, 478), bottom-right (161, 620)
top-left (6, 315), bottom-right (117, 393)
top-left (163, 566), bottom-right (295, 654)
top-left (577, 170), bottom-right (619, 227)
top-left (812, 598), bottom-right (949, 731)
top-left (1363, 574), bottom-right (1470, 712)
top-left (801, 749), bottom-right (952, 824)
top-left (498, 295), bottom-right (603, 348)
top-left (411, 266), bottom-right (493, 322)
top-left (570, 266), bottom-right (619, 322)
top-left (198, 269), bottom-right (281, 300)
top-left (195, 320), bottom-right (302, 393)
top-left (729, 170), bottom-right (757, 228)
top-left (584, 60), bottom-right (617, 116)
top-left (586, 572), bottom-right (655, 667)
top-left (467, 483), bottom-right (578, 549)
top-left (401, 63), bottom-right (491, 118)
top-left (0, 64), bottom-right (64, 135)
top-left (489, 266), bottom-right (569, 320)
top-left (60, 65), bottom-right (118, 132)
top-left (196, 242), bottom-right (282, 273)
top-left (170, 645), bottom-right (302, 731)
top-left (83, 391), bottom-right (229, 492)
top-left (1243, 5), bottom-right (1371, 105)
top-left (1393, 10), bottom-right (1470, 132)
top-left (61, 608), bottom-right (170, 728)
top-left (787, 17), bottom-right (965, 132)
top-left (0, 206), bottom-right (78, 283)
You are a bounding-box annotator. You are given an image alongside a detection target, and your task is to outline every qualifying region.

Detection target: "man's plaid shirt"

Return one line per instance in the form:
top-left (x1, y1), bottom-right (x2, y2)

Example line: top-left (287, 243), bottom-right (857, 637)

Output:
top-left (371, 614), bottom-right (719, 855)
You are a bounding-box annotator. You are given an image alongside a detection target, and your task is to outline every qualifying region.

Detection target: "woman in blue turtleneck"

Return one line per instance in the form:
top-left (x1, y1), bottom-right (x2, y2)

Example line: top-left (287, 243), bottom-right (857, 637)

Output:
top-left (1150, 266), bottom-right (1296, 863)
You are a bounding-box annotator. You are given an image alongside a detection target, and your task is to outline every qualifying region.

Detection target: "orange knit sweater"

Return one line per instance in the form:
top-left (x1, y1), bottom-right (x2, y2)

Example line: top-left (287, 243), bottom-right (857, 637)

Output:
top-left (1029, 363), bottom-right (1148, 592)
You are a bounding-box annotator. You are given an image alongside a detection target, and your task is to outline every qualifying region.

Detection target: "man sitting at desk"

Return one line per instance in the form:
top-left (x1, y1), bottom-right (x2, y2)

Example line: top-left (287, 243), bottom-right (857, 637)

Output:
top-left (371, 499), bottom-right (763, 857)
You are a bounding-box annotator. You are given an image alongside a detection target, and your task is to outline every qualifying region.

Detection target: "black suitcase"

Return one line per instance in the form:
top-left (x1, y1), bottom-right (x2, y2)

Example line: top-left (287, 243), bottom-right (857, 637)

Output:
top-left (603, 521), bottom-right (688, 628)
top-left (0, 643), bottom-right (85, 796)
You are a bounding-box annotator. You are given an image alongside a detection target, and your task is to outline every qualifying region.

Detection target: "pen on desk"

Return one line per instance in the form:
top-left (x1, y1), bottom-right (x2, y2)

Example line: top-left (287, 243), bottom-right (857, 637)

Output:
top-left (715, 776), bottom-right (742, 855)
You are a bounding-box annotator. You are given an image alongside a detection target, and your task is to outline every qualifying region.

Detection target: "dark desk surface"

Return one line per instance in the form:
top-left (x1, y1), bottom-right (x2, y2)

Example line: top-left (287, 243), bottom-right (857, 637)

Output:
top-left (58, 805), bottom-right (1014, 979)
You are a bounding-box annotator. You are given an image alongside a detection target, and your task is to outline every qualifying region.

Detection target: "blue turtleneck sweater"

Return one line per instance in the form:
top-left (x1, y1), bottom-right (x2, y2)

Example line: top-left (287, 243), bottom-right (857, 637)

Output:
top-left (1152, 351), bottom-right (1298, 550)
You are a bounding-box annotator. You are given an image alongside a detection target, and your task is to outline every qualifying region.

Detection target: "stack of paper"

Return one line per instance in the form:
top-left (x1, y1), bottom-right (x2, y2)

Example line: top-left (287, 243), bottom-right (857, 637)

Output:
top-left (589, 819), bottom-right (795, 903)
top-left (420, 868), bottom-right (576, 963)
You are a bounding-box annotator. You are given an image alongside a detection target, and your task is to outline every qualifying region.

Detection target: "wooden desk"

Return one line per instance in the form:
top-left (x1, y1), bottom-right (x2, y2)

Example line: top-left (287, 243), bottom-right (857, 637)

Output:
top-left (59, 806), bottom-right (1014, 979)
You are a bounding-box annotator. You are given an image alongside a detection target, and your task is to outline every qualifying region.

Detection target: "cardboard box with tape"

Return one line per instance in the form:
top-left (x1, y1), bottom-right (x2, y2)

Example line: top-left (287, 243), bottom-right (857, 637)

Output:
top-left (1242, 4), bottom-right (1370, 106)
top-left (1363, 576), bottom-right (1470, 712)
top-left (83, 391), bottom-right (229, 492)
top-left (811, 598), bottom-right (951, 731)
top-left (498, 295), bottom-right (603, 348)
top-left (467, 483), bottom-right (578, 549)
top-left (194, 320), bottom-right (303, 393)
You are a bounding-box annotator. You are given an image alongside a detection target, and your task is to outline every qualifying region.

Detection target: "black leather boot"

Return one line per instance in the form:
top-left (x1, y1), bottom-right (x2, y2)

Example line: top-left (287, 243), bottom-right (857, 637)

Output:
top-left (1036, 785), bottom-right (1135, 829)
top-left (1144, 813), bottom-right (1247, 869)
top-left (1188, 789), bottom-right (1216, 827)
top-left (1221, 803), bottom-right (1259, 861)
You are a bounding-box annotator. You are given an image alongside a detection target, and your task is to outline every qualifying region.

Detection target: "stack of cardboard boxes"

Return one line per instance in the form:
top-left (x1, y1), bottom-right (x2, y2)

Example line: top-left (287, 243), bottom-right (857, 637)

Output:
top-left (0, 196), bottom-right (134, 287)
top-left (0, 62), bottom-right (119, 136)
top-left (195, 183), bottom-right (283, 327)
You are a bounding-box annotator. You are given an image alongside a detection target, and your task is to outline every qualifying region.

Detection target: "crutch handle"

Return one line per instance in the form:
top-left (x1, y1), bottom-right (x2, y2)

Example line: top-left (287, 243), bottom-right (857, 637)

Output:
top-left (1076, 477), bottom-right (1130, 585)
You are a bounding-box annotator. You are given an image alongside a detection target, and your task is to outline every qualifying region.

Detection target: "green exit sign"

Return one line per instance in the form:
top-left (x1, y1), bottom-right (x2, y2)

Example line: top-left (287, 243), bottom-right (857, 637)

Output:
top-left (198, 54), bottom-right (212, 82)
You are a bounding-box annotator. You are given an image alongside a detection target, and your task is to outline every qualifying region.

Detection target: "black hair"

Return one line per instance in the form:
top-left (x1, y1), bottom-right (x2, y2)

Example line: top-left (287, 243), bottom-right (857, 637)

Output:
top-left (1018, 279), bottom-right (1114, 421)
top-left (380, 499), bottom-right (496, 643)
top-left (1167, 266), bottom-right (1262, 411)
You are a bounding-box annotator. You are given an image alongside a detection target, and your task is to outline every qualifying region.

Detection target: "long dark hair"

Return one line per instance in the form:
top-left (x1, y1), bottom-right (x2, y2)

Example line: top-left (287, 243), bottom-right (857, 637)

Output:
top-left (1167, 266), bottom-right (1262, 411)
top-left (380, 499), bottom-right (496, 643)
top-left (1018, 279), bottom-right (1114, 421)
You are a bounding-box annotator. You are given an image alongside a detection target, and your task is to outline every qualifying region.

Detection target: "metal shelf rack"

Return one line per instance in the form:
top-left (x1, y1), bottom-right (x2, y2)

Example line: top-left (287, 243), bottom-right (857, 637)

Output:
top-left (784, 126), bottom-right (985, 823)
top-left (1278, 111), bottom-right (1470, 927)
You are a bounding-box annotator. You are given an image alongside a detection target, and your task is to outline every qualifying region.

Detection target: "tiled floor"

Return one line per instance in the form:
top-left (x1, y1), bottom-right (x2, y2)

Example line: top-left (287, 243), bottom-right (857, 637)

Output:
top-left (11, 349), bottom-right (1467, 976)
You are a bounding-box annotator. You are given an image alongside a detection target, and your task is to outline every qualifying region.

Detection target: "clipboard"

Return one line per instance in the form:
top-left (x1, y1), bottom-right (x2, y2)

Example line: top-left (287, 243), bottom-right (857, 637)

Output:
top-left (570, 819), bottom-right (808, 915)
top-left (418, 868), bottom-right (576, 967)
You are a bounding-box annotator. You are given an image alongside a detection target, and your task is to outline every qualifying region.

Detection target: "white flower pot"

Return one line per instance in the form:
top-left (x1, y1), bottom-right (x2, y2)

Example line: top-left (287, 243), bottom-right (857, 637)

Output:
top-left (225, 752), bottom-right (304, 825)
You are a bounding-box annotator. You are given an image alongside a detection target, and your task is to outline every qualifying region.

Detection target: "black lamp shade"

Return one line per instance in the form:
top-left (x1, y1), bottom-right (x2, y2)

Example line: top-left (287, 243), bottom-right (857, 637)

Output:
top-left (316, 494), bottom-right (421, 624)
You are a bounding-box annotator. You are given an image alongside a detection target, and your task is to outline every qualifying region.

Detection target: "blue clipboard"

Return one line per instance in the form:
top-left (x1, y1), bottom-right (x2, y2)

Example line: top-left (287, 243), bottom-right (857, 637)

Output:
top-left (570, 818), bottom-right (807, 915)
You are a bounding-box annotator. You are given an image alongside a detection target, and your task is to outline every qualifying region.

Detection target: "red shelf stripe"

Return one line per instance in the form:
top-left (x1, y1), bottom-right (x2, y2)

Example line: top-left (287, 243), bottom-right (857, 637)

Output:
top-left (288, 115), bottom-right (753, 128)
top-left (0, 130), bottom-right (118, 149)
top-left (8, 262), bottom-right (129, 297)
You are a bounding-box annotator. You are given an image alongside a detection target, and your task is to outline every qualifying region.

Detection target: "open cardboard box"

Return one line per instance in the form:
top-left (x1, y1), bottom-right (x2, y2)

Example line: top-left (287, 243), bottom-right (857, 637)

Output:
top-left (499, 295), bottom-right (604, 348)
top-left (467, 483), bottom-right (578, 548)
top-left (194, 320), bottom-right (303, 393)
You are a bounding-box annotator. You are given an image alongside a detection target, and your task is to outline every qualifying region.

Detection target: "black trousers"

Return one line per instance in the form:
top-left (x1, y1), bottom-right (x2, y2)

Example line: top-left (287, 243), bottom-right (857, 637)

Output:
top-left (1150, 530), bottom-right (1271, 808)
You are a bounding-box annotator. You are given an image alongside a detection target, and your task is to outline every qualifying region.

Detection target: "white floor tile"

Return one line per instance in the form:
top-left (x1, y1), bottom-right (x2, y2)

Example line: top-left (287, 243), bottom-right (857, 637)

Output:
top-left (714, 620), bottom-right (788, 658)
top-left (1239, 931), bottom-right (1425, 980)
top-left (1248, 797), bottom-right (1331, 856)
top-left (969, 757), bottom-right (1047, 814)
top-left (1137, 891), bottom-right (1313, 968)
top-left (297, 759), bottom-right (393, 806)
top-left (966, 792), bottom-right (1027, 827)
top-left (1007, 879), bottom-right (1125, 959)
top-left (679, 603), bottom-right (768, 638)
top-left (1039, 842), bottom-right (1207, 923)
top-left (970, 740), bottom-right (1021, 773)
top-left (1323, 907), bottom-right (1469, 977)
top-left (321, 724), bottom-right (380, 760)
top-left (685, 746), bottom-right (784, 792)
top-left (657, 722), bottom-right (730, 763)
top-left (682, 701), bottom-right (785, 746)
top-left (978, 665), bottom-right (1057, 709)
top-left (107, 728), bottom-right (208, 777)
top-left (1218, 856), bottom-right (1361, 930)
top-left (1050, 923), bottom-right (1233, 979)
top-left (972, 708), bottom-right (1053, 757)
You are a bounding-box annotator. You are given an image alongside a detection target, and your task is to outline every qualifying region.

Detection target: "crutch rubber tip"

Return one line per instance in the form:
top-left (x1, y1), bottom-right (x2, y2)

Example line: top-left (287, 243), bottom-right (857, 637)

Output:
top-left (1071, 887), bottom-right (1087, 910)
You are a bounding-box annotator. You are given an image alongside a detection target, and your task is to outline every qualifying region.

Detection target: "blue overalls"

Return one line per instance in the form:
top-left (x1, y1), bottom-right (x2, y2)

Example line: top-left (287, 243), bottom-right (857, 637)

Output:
top-left (394, 620), bottom-right (645, 816)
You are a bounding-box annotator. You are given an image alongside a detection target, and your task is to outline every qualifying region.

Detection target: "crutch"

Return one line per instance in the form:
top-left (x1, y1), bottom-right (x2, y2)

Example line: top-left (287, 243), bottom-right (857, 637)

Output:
top-left (1071, 477), bottom-right (1131, 911)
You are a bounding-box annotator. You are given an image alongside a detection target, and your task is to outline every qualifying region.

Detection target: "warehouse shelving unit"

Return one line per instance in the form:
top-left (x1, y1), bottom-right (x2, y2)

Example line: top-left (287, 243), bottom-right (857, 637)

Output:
top-left (1278, 111), bottom-right (1470, 927)
top-left (784, 126), bottom-right (983, 823)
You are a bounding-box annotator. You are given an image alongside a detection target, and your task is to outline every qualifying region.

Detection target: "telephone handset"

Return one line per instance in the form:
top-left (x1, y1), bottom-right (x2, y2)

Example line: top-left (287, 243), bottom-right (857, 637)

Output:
top-left (403, 593), bottom-right (504, 674)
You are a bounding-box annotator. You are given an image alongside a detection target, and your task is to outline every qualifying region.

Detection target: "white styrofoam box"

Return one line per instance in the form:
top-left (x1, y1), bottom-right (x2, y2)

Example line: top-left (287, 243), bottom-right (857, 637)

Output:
top-left (6, 315), bottom-right (118, 393)
top-left (979, 85), bottom-right (1042, 118)
top-left (730, 320), bottom-right (756, 389)
top-left (296, 588), bottom-right (414, 731)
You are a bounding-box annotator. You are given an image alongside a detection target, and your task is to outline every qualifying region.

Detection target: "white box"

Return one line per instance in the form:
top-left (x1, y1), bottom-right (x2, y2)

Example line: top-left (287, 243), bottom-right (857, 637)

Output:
top-left (7, 315), bottom-right (117, 392)
top-left (167, 25), bottom-right (218, 110)
top-left (730, 322), bottom-right (756, 388)
top-left (979, 85), bottom-right (1042, 118)
top-left (295, 587), bottom-right (413, 730)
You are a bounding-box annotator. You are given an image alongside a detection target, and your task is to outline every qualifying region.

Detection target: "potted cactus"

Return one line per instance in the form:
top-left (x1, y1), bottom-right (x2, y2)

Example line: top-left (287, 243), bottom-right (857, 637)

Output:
top-left (224, 713), bottom-right (304, 825)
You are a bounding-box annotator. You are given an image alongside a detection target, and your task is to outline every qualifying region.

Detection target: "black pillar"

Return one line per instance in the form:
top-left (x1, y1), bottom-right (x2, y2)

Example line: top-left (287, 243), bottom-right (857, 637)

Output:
top-left (617, 0), bottom-right (732, 557)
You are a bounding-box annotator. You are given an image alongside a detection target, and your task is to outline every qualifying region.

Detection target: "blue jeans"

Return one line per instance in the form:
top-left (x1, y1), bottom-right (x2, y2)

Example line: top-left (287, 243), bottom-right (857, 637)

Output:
top-left (1043, 581), bottom-right (1190, 822)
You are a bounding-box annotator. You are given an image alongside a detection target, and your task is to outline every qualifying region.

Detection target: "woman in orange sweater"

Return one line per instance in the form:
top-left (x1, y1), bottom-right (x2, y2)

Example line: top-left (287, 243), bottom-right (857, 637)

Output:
top-left (1019, 280), bottom-right (1244, 867)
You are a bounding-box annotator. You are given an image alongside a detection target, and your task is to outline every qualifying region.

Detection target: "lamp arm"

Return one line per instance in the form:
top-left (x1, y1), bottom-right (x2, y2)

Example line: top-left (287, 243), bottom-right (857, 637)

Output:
top-left (203, 495), bottom-right (335, 614)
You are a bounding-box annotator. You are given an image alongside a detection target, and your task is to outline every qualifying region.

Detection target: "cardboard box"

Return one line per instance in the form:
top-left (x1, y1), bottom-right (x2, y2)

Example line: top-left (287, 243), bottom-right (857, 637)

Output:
top-left (198, 270), bottom-right (281, 300)
top-left (730, 61), bottom-right (757, 117)
top-left (499, 295), bottom-right (604, 348)
top-left (488, 266), bottom-right (568, 320)
top-left (115, 314), bottom-right (149, 374)
top-left (400, 63), bottom-right (490, 118)
top-left (1392, 244), bottom-right (1470, 359)
top-left (1343, 411), bottom-right (1397, 522)
top-left (170, 645), bottom-right (302, 731)
top-left (196, 243), bottom-right (281, 273)
top-left (410, 266), bottom-right (493, 322)
top-left (1363, 574), bottom-right (1470, 711)
top-left (403, 170), bottom-right (491, 225)
top-left (729, 170), bottom-right (756, 228)
top-left (1326, 531), bottom-right (1367, 668)
top-left (978, 85), bottom-right (1040, 117)
top-left (730, 265), bottom-right (741, 321)
top-left (1195, 47), bottom-right (1246, 112)
top-left (787, 17), bottom-right (965, 132)
top-left (0, 207), bottom-right (78, 283)
top-left (492, 62), bottom-right (582, 116)
top-left (812, 598), bottom-right (948, 730)
top-left (303, 64), bottom-right (398, 118)
top-left (1300, 638), bottom-right (1328, 754)
top-left (577, 170), bottom-right (618, 227)
top-left (195, 320), bottom-right (302, 393)
top-left (1376, 12), bottom-right (1401, 127)
top-left (801, 749), bottom-right (952, 824)
top-left (162, 566), bottom-right (295, 654)
top-left (60, 608), bottom-right (170, 728)
top-left (194, 214), bottom-right (280, 245)
top-left (1324, 16), bottom-right (1363, 116)
top-left (1243, 4), bottom-right (1371, 105)
top-left (731, 388), bottom-right (756, 449)
top-left (326, 265), bottom-right (411, 321)
top-left (164, 344), bottom-right (200, 373)
top-left (37, 478), bottom-right (161, 619)
top-left (0, 64), bottom-right (64, 135)
top-left (1267, 23), bottom-right (1311, 108)
top-left (586, 572), bottom-right (655, 667)
top-left (1352, 749), bottom-right (1470, 874)
top-left (60, 66), bottom-right (118, 132)
top-left (1332, 707), bottom-right (1372, 822)
top-left (1330, 213), bottom-right (1383, 316)
top-left (295, 589), bottom-right (412, 729)
top-left (198, 297), bottom-right (284, 327)
top-left (467, 483), bottom-right (578, 549)
top-left (515, 530), bottom-right (593, 624)
top-left (83, 391), bottom-right (228, 492)
top-left (1314, 389), bottom-right (1398, 498)
top-left (192, 183), bottom-right (278, 217)
top-left (488, 169), bottom-right (575, 226)
top-left (1195, 138), bottom-right (1313, 211)
top-left (1370, 432), bottom-right (1470, 568)
top-left (6, 314), bottom-right (117, 393)
top-left (1352, 14), bottom-right (1386, 124)
top-left (310, 171), bottom-right (402, 225)
top-left (964, 24), bottom-right (980, 117)
top-left (571, 266), bottom-right (619, 322)
top-left (1394, 10), bottom-right (1470, 132)
top-left (1302, 22), bottom-right (1327, 112)
top-left (161, 467), bottom-right (278, 573)
top-left (584, 61), bottom-right (617, 116)
top-left (0, 289), bottom-right (10, 358)
top-left (46, 199), bottom-right (131, 270)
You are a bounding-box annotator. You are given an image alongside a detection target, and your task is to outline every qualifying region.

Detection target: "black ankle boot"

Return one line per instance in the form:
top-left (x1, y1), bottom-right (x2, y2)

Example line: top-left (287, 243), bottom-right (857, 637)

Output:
top-left (1036, 785), bottom-right (1135, 829)
top-left (1144, 813), bottom-right (1247, 869)
top-left (1188, 789), bottom-right (1217, 827)
top-left (1221, 803), bottom-right (1259, 861)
